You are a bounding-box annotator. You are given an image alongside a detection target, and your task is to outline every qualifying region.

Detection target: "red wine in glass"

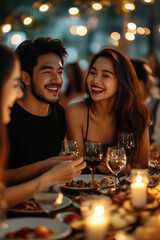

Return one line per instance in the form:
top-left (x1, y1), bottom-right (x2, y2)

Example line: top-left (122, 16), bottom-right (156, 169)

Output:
top-left (84, 142), bottom-right (103, 184)
top-left (85, 158), bottom-right (103, 171)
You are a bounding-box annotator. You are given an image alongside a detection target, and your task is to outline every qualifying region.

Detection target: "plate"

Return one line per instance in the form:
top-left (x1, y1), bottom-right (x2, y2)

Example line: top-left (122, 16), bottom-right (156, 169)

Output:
top-left (9, 196), bottom-right (72, 214)
top-left (56, 212), bottom-right (75, 222)
top-left (0, 217), bottom-right (72, 239)
top-left (61, 174), bottom-right (114, 191)
top-left (148, 159), bottom-right (160, 169)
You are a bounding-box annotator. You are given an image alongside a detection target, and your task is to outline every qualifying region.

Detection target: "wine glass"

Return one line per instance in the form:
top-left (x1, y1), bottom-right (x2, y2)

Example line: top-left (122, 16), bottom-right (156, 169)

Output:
top-left (118, 132), bottom-right (135, 158)
top-left (84, 142), bottom-right (103, 186)
top-left (34, 183), bottom-right (63, 217)
top-left (106, 146), bottom-right (127, 189)
top-left (60, 140), bottom-right (79, 160)
top-left (118, 132), bottom-right (135, 176)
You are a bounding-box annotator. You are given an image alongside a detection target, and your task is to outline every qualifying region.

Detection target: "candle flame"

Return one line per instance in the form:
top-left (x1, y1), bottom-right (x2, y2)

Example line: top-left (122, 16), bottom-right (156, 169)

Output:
top-left (94, 205), bottom-right (104, 216)
top-left (136, 176), bottom-right (142, 183)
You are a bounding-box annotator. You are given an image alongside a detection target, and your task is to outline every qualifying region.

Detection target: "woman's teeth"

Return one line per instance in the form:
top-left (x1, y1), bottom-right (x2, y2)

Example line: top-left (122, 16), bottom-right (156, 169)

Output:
top-left (92, 86), bottom-right (104, 92)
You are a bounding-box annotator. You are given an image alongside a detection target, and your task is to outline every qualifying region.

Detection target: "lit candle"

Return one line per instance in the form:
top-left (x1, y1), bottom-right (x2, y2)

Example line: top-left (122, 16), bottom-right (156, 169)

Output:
top-left (131, 176), bottom-right (147, 208)
top-left (85, 205), bottom-right (108, 240)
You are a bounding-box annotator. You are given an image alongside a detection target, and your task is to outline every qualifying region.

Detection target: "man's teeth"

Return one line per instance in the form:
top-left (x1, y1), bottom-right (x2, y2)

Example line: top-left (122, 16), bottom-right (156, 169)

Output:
top-left (47, 87), bottom-right (58, 91)
top-left (92, 87), bottom-right (103, 92)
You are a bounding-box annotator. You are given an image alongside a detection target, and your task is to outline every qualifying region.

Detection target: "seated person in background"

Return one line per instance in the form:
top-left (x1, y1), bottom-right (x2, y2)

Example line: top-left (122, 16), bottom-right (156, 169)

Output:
top-left (0, 43), bottom-right (86, 207)
top-left (147, 49), bottom-right (160, 96)
top-left (66, 47), bottom-right (151, 172)
top-left (131, 58), bottom-right (160, 157)
top-left (6, 37), bottom-right (74, 186)
top-left (60, 62), bottom-right (86, 107)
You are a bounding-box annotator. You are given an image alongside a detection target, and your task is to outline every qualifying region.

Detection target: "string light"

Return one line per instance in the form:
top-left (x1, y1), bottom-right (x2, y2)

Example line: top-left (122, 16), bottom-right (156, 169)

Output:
top-left (144, 28), bottom-right (150, 35)
top-left (1, 24), bottom-right (12, 33)
top-left (137, 27), bottom-right (145, 34)
top-left (23, 16), bottom-right (33, 25)
top-left (125, 32), bottom-right (135, 41)
top-left (92, 3), bottom-right (103, 11)
top-left (11, 34), bottom-right (22, 45)
top-left (144, 0), bottom-right (152, 3)
top-left (124, 3), bottom-right (135, 10)
top-left (68, 7), bottom-right (79, 15)
top-left (76, 26), bottom-right (87, 36)
top-left (70, 26), bottom-right (78, 35)
top-left (111, 32), bottom-right (121, 40)
top-left (39, 4), bottom-right (50, 12)
top-left (128, 22), bottom-right (137, 30)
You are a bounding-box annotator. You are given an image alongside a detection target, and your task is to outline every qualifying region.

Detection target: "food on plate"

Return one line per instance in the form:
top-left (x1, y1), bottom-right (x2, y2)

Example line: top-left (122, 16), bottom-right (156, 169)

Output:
top-left (109, 210), bottom-right (136, 229)
top-left (5, 226), bottom-right (56, 239)
top-left (100, 176), bottom-right (113, 187)
top-left (64, 176), bottom-right (113, 189)
top-left (149, 175), bottom-right (160, 185)
top-left (64, 180), bottom-right (100, 188)
top-left (134, 214), bottom-right (160, 240)
top-left (63, 213), bottom-right (84, 230)
top-left (11, 199), bottom-right (42, 211)
top-left (64, 213), bottom-right (82, 223)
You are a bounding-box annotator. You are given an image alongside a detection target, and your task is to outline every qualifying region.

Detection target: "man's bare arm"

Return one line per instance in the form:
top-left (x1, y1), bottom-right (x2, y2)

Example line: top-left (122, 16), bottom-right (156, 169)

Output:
top-left (4, 155), bottom-right (74, 186)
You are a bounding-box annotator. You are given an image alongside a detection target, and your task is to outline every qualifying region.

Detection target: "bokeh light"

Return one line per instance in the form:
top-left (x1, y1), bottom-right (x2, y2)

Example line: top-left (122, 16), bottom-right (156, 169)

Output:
top-left (125, 32), bottom-right (135, 41)
top-left (1, 24), bottom-right (12, 33)
top-left (23, 17), bottom-right (33, 25)
top-left (11, 34), bottom-right (22, 45)
top-left (92, 3), bottom-right (103, 11)
top-left (111, 32), bottom-right (121, 40)
top-left (128, 22), bottom-right (137, 30)
top-left (137, 27), bottom-right (145, 34)
top-left (39, 4), bottom-right (50, 12)
top-left (76, 26), bottom-right (87, 36)
top-left (68, 7), bottom-right (79, 15)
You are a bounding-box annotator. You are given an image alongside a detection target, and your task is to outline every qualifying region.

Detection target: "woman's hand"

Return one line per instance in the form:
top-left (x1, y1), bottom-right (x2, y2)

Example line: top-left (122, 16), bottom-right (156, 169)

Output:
top-left (40, 157), bottom-right (86, 186)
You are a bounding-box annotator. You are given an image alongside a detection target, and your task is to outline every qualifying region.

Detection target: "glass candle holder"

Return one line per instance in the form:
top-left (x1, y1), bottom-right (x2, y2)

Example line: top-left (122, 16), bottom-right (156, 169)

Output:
top-left (81, 196), bottom-right (111, 240)
top-left (130, 169), bottom-right (148, 208)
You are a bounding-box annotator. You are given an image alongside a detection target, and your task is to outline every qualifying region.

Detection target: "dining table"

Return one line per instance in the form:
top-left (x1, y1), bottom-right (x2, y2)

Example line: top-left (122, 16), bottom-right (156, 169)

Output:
top-left (3, 162), bottom-right (160, 240)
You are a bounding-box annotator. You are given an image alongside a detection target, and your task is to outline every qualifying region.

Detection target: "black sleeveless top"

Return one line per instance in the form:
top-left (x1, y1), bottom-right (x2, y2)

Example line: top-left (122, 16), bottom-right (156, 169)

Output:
top-left (84, 104), bottom-right (113, 156)
top-left (83, 105), bottom-right (113, 174)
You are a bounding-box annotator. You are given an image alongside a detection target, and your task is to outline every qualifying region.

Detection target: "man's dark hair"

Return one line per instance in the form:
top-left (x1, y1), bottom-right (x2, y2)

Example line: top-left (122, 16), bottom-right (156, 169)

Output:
top-left (15, 37), bottom-right (68, 77)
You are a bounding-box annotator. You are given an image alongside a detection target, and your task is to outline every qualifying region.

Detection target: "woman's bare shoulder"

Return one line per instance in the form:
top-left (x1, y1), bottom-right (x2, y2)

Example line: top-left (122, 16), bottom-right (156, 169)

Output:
top-left (66, 101), bottom-right (87, 114)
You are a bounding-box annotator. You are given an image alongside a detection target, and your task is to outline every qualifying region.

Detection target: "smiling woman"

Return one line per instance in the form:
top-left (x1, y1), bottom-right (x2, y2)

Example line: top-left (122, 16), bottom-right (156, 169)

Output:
top-left (66, 47), bottom-right (151, 171)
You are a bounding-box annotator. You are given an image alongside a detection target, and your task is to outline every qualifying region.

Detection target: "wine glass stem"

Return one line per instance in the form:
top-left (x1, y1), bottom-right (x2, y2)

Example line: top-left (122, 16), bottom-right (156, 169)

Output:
top-left (114, 175), bottom-right (117, 189)
top-left (91, 169), bottom-right (94, 183)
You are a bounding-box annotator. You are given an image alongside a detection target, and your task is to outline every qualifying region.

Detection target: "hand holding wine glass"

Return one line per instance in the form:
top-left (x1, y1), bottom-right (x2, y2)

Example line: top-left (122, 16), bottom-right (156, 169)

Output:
top-left (84, 142), bottom-right (103, 186)
top-left (60, 140), bottom-right (79, 160)
top-left (106, 146), bottom-right (127, 189)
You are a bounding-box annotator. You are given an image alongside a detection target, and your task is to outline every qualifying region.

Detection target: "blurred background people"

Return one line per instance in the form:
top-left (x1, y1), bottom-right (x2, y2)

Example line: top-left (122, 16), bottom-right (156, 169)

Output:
top-left (60, 62), bottom-right (86, 107)
top-left (131, 58), bottom-right (160, 157)
top-left (147, 49), bottom-right (160, 96)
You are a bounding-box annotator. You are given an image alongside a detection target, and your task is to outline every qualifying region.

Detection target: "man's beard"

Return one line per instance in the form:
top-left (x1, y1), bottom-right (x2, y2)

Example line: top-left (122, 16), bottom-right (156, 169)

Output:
top-left (30, 78), bottom-right (59, 105)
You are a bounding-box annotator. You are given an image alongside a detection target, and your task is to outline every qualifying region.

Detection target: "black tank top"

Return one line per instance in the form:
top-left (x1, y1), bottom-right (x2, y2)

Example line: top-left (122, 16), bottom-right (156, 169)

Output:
top-left (84, 104), bottom-right (113, 158)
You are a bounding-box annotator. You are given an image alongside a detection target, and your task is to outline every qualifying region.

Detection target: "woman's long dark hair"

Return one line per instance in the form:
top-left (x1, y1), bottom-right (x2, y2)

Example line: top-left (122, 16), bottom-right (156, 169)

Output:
top-left (85, 47), bottom-right (151, 167)
top-left (0, 44), bottom-right (16, 180)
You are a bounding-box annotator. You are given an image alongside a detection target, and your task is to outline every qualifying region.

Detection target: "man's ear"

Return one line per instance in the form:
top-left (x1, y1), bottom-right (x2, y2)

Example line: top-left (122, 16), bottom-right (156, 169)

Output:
top-left (21, 71), bottom-right (31, 86)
